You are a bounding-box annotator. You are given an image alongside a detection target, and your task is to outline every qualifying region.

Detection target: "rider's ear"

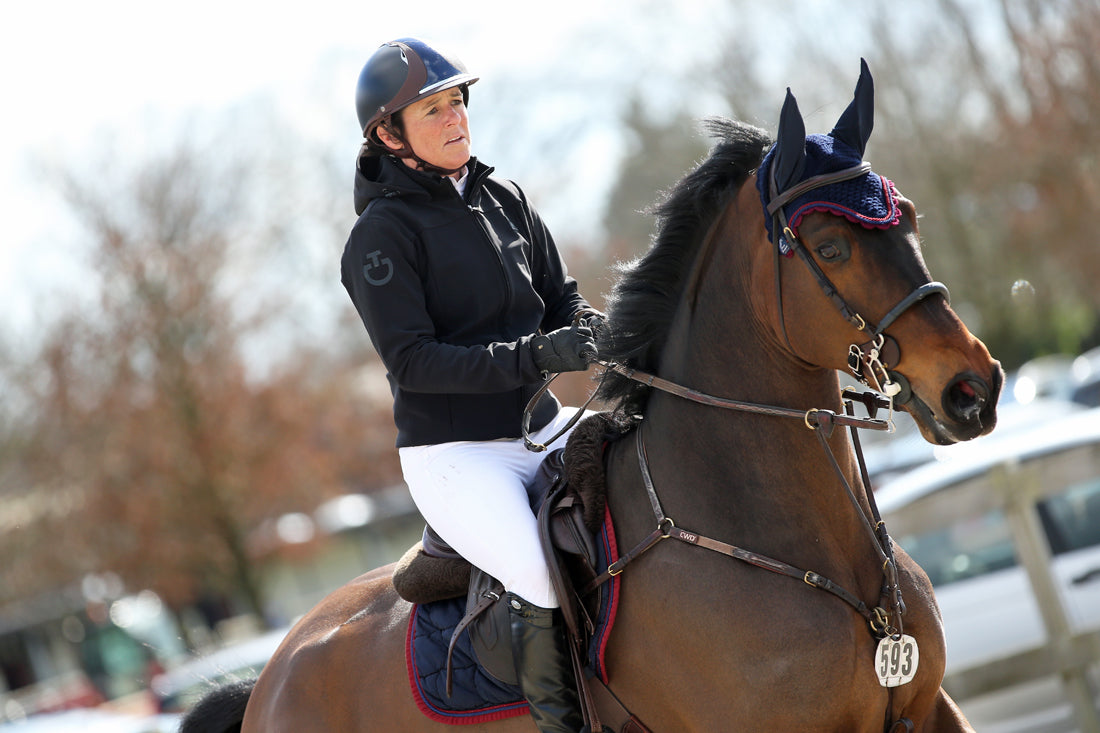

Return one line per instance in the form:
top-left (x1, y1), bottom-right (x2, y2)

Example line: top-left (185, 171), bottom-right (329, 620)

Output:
top-left (773, 89), bottom-right (806, 193)
top-left (376, 121), bottom-right (406, 152)
top-left (830, 58), bottom-right (874, 156)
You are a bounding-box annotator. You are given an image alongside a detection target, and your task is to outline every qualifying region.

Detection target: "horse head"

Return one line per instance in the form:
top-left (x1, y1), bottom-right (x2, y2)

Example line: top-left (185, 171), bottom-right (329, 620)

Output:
top-left (757, 60), bottom-right (1002, 444)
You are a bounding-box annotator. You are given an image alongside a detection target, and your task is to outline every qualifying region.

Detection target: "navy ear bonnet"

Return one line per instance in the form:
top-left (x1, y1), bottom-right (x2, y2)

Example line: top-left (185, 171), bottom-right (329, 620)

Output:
top-left (756, 59), bottom-right (901, 254)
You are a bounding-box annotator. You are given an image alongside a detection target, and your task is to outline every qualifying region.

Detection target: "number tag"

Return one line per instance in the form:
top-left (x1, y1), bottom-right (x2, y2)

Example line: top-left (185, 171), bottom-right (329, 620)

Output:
top-left (875, 634), bottom-right (919, 687)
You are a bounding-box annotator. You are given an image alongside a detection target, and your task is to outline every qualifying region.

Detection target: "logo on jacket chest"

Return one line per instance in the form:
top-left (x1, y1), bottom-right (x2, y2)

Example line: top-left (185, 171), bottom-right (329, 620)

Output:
top-left (362, 250), bottom-right (394, 286)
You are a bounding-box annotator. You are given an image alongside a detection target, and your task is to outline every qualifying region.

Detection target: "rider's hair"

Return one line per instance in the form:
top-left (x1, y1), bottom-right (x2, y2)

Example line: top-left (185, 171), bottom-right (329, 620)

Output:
top-left (362, 114), bottom-right (406, 158)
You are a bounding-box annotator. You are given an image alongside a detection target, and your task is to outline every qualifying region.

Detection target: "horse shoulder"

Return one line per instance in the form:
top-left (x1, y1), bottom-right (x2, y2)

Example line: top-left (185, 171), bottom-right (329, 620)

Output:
top-left (895, 546), bottom-right (948, 659)
top-left (918, 688), bottom-right (977, 732)
top-left (884, 547), bottom-right (976, 731)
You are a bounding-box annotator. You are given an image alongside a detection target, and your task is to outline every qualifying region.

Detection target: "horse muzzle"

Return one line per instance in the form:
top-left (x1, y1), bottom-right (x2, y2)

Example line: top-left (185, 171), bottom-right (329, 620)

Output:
top-left (906, 365), bottom-right (1003, 445)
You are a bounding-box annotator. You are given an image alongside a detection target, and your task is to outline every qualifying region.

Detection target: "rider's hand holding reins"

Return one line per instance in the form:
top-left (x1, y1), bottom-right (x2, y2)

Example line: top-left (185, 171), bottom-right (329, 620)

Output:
top-left (531, 324), bottom-right (596, 375)
top-left (579, 311), bottom-right (608, 338)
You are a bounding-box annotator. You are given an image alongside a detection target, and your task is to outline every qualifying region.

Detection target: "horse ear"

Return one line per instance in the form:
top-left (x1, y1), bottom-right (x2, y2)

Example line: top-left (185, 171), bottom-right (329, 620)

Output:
top-left (773, 88), bottom-right (806, 193)
top-left (830, 58), bottom-right (874, 156)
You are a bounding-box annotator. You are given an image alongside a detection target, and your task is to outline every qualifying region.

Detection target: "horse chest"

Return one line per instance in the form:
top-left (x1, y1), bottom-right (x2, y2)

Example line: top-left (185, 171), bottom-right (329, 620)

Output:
top-left (601, 526), bottom-right (942, 729)
top-left (606, 601), bottom-right (896, 731)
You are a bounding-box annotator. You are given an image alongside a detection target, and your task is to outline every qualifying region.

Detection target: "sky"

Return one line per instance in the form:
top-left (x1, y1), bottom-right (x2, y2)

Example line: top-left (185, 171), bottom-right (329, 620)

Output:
top-left (1, 0), bottom-right (737, 340)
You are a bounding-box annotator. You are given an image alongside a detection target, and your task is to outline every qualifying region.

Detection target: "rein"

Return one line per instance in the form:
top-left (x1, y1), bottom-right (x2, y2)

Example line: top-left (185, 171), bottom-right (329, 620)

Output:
top-left (599, 362), bottom-right (892, 432)
top-left (521, 357), bottom-right (892, 453)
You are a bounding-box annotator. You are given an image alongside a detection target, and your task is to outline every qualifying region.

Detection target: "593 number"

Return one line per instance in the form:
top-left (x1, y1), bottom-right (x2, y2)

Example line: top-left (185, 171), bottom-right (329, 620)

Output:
top-left (875, 634), bottom-right (919, 688)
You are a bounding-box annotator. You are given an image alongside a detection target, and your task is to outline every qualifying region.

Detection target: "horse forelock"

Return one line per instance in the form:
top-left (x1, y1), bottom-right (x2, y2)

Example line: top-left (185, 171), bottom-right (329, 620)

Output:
top-left (595, 118), bottom-right (772, 417)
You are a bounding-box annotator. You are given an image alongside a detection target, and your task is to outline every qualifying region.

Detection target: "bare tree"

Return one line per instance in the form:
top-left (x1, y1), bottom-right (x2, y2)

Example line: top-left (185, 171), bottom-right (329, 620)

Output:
top-left (847, 0), bottom-right (1100, 364)
top-left (598, 0), bottom-right (1100, 367)
top-left (2, 128), bottom-right (399, 629)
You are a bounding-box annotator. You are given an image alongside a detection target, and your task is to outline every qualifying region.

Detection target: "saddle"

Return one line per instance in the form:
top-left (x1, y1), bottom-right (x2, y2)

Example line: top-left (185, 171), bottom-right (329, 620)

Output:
top-left (393, 412), bottom-right (648, 733)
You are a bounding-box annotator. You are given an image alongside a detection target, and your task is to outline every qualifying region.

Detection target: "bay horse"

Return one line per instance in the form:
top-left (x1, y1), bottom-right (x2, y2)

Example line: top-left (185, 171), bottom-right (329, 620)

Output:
top-left (185, 62), bottom-right (1001, 732)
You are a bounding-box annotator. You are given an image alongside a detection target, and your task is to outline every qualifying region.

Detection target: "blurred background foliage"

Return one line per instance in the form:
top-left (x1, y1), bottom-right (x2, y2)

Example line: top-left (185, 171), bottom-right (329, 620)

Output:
top-left (1, 0), bottom-right (1098, 630)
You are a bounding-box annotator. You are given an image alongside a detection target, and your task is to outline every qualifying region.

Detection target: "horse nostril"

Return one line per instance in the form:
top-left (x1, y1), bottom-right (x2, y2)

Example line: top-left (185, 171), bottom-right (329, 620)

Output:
top-left (945, 376), bottom-right (988, 423)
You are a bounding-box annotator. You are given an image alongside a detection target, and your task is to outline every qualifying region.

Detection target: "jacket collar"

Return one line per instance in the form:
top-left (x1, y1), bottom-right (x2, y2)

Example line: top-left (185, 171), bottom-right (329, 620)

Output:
top-left (354, 154), bottom-right (493, 215)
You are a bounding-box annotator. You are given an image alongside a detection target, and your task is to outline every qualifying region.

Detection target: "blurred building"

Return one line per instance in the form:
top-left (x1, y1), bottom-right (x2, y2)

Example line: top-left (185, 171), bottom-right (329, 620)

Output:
top-left (0, 484), bottom-right (421, 721)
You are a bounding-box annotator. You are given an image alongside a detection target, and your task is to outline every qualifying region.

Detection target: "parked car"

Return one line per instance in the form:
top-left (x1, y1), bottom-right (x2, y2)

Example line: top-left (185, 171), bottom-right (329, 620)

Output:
top-left (860, 396), bottom-right (1085, 488)
top-left (1011, 354), bottom-right (1079, 405)
top-left (150, 626), bottom-right (289, 714)
top-left (876, 407), bottom-right (1100, 732)
top-left (0, 709), bottom-right (179, 732)
top-left (1070, 348), bottom-right (1100, 408)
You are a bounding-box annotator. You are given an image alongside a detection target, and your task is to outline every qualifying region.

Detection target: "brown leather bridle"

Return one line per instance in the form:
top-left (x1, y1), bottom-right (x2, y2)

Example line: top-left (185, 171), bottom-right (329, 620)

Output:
top-left (765, 161), bottom-right (950, 405)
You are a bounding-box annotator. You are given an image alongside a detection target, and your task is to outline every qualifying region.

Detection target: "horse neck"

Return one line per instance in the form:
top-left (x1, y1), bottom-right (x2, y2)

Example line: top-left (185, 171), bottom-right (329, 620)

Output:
top-left (638, 352), bottom-right (877, 582)
top-left (643, 351), bottom-right (857, 492)
top-left (638, 208), bottom-right (870, 543)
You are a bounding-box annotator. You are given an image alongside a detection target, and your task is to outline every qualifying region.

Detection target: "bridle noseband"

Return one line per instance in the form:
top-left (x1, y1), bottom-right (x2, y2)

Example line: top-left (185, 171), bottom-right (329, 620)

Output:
top-left (766, 161), bottom-right (949, 406)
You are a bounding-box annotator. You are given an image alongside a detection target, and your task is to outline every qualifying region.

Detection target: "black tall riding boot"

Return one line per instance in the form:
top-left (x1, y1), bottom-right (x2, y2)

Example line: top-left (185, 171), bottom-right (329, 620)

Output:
top-left (507, 593), bottom-right (586, 733)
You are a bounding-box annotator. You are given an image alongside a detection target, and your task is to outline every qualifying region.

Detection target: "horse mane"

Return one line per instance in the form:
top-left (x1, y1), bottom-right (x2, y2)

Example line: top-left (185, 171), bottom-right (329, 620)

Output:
top-left (595, 117), bottom-right (773, 418)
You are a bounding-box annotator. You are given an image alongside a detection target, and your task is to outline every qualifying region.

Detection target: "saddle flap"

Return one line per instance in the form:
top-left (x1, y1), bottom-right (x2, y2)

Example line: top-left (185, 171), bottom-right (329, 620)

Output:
top-left (445, 569), bottom-right (517, 695)
top-left (549, 493), bottom-right (599, 568)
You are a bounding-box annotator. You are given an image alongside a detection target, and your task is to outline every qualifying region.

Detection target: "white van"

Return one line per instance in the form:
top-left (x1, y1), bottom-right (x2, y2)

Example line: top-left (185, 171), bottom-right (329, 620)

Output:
top-left (876, 407), bottom-right (1100, 733)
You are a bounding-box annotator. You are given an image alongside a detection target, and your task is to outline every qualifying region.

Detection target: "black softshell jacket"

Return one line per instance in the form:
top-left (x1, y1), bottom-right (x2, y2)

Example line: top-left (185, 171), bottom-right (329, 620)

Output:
top-left (341, 155), bottom-right (589, 447)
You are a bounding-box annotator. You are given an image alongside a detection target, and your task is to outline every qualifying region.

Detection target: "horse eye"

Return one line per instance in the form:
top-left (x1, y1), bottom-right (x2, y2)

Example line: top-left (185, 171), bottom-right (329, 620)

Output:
top-left (817, 242), bottom-right (842, 260)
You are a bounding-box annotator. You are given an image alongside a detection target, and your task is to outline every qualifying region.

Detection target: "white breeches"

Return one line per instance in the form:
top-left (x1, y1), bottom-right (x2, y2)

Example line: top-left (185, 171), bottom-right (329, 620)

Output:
top-left (398, 407), bottom-right (590, 609)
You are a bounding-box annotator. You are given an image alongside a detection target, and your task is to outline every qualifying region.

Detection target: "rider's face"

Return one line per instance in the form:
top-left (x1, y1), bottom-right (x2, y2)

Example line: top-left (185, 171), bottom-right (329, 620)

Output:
top-left (382, 88), bottom-right (471, 176)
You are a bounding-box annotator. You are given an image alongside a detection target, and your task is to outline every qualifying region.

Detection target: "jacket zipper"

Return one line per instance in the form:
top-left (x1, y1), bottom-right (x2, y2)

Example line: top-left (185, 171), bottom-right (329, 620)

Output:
top-left (463, 186), bottom-right (515, 333)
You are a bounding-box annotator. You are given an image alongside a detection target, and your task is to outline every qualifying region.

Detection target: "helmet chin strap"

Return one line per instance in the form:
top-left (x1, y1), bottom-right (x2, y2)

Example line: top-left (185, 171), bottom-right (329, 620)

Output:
top-left (379, 120), bottom-right (465, 177)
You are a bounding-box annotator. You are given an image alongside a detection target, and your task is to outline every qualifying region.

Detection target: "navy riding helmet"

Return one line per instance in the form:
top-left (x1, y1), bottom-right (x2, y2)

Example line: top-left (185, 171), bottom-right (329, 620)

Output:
top-left (355, 38), bottom-right (479, 139)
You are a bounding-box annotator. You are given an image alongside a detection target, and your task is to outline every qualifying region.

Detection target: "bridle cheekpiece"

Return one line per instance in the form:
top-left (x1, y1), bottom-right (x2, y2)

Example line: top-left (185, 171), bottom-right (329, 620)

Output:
top-left (758, 60), bottom-right (949, 409)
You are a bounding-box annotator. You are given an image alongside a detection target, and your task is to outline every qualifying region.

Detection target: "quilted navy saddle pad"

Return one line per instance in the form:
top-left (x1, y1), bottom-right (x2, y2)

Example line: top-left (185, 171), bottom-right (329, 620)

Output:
top-left (405, 506), bottom-right (621, 725)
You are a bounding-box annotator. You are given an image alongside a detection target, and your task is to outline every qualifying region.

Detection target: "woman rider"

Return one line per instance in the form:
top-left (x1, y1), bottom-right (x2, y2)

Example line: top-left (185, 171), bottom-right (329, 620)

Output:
top-left (341, 38), bottom-right (598, 733)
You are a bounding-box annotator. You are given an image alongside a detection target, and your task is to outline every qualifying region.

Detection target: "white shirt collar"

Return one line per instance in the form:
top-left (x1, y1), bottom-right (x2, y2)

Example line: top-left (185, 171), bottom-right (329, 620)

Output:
top-left (450, 167), bottom-right (469, 197)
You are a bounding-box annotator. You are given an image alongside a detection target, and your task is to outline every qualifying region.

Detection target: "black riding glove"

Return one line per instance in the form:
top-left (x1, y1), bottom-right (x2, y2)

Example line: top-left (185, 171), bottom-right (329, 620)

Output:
top-left (580, 311), bottom-right (608, 338)
top-left (531, 325), bottom-right (596, 375)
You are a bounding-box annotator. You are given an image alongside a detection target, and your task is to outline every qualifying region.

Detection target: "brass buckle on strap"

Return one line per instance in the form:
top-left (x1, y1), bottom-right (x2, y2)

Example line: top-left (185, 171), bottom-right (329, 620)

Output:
top-left (869, 606), bottom-right (891, 635)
